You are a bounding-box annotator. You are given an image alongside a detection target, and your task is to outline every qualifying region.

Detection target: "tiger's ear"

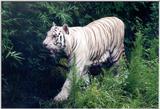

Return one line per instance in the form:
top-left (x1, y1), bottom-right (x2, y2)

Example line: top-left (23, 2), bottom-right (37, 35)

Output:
top-left (52, 22), bottom-right (56, 26)
top-left (62, 24), bottom-right (69, 34)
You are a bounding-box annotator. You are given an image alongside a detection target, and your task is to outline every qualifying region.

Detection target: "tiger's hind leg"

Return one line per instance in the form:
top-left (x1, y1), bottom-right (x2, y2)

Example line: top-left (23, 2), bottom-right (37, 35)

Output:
top-left (111, 45), bottom-right (127, 76)
top-left (113, 51), bottom-right (128, 77)
top-left (112, 60), bottom-right (120, 77)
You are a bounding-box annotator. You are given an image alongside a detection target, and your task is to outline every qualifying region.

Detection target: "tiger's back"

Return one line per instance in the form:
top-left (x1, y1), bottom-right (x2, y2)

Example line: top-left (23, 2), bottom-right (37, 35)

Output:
top-left (81, 17), bottom-right (125, 65)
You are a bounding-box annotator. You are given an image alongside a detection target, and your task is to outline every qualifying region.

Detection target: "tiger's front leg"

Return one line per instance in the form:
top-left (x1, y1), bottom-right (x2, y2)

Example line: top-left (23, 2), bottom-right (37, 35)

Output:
top-left (54, 78), bottom-right (71, 101)
top-left (54, 62), bottom-right (88, 102)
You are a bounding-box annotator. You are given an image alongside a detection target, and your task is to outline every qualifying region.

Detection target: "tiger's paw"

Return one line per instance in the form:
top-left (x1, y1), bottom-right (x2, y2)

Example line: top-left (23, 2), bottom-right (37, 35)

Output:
top-left (54, 93), bottom-right (68, 102)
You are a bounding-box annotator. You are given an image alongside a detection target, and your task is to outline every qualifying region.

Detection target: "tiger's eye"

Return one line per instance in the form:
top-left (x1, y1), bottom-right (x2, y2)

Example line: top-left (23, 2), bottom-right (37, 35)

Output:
top-left (54, 42), bottom-right (57, 45)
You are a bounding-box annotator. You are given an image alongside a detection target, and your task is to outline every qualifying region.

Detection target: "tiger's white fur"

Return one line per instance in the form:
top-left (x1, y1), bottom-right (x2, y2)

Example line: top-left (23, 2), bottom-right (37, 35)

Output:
top-left (43, 17), bottom-right (125, 101)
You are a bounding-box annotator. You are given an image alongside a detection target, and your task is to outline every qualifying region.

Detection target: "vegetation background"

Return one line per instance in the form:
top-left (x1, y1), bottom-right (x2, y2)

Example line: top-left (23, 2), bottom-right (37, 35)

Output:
top-left (2, 1), bottom-right (159, 108)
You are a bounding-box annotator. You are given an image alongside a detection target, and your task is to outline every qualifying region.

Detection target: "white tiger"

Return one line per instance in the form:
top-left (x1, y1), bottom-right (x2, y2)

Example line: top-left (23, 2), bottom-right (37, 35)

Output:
top-left (43, 17), bottom-right (125, 101)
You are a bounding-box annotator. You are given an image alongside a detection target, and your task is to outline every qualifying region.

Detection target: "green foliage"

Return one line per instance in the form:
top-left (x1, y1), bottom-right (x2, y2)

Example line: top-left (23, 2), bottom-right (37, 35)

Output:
top-left (2, 1), bottom-right (158, 108)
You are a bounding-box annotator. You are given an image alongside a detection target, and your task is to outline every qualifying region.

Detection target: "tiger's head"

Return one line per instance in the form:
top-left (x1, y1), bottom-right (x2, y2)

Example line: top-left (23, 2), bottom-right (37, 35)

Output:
top-left (43, 22), bottom-right (69, 56)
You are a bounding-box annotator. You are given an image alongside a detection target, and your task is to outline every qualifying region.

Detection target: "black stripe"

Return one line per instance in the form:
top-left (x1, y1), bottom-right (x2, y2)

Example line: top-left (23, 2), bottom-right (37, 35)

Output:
top-left (63, 34), bottom-right (66, 47)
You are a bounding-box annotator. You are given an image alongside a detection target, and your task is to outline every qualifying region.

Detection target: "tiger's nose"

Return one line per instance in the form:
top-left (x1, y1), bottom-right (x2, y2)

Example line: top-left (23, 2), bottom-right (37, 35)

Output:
top-left (43, 41), bottom-right (47, 47)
